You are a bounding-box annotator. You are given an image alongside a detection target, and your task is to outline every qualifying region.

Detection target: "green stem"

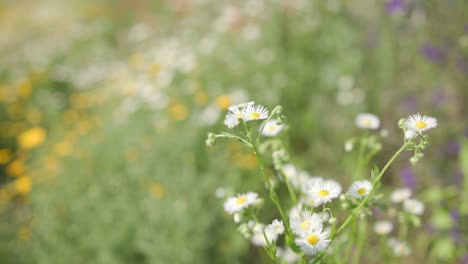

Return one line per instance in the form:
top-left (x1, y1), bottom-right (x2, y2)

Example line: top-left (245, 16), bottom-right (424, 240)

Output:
top-left (332, 142), bottom-right (408, 239)
top-left (351, 218), bottom-right (367, 264)
top-left (279, 169), bottom-right (298, 205)
top-left (343, 221), bottom-right (357, 262)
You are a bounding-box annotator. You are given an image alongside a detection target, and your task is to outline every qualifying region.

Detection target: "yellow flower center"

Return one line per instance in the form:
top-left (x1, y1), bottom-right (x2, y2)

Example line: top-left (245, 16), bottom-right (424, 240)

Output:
top-left (306, 234), bottom-right (320, 245)
top-left (236, 113), bottom-right (244, 119)
top-left (318, 189), bottom-right (329, 197)
top-left (357, 188), bottom-right (367, 195)
top-left (236, 196), bottom-right (247, 205)
top-left (301, 221), bottom-right (311, 231)
top-left (415, 121), bottom-right (427, 129)
top-left (250, 112), bottom-right (260, 119)
top-left (362, 119), bottom-right (371, 126)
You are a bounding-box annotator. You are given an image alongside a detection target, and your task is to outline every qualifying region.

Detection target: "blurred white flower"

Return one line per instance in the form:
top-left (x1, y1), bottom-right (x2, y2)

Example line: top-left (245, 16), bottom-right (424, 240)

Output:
top-left (251, 223), bottom-right (278, 246)
top-left (388, 238), bottom-right (411, 256)
top-left (390, 188), bottom-right (412, 203)
top-left (261, 119), bottom-right (284, 137)
top-left (403, 199), bottom-right (424, 215)
top-left (374, 220), bottom-right (393, 235)
top-left (355, 113), bottom-right (380, 129)
top-left (268, 219), bottom-right (285, 235)
top-left (223, 192), bottom-right (258, 214)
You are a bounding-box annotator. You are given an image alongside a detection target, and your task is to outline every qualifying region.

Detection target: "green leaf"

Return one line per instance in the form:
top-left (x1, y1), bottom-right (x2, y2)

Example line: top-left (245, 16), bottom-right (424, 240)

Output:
top-left (371, 164), bottom-right (380, 184)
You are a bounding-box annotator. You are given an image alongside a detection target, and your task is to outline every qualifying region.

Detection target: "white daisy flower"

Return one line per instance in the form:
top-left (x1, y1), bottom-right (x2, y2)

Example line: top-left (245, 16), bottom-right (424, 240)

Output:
top-left (299, 196), bottom-right (322, 208)
top-left (244, 104), bottom-right (269, 121)
top-left (223, 192), bottom-right (258, 214)
top-left (405, 113), bottom-right (437, 134)
top-left (282, 163), bottom-right (298, 181)
top-left (390, 188), bottom-right (412, 203)
top-left (301, 177), bottom-right (324, 194)
top-left (296, 226), bottom-right (331, 255)
top-left (261, 118), bottom-right (284, 137)
top-left (268, 219), bottom-right (285, 235)
top-left (403, 199), bottom-right (424, 215)
top-left (355, 113), bottom-right (380, 129)
top-left (251, 223), bottom-right (278, 246)
top-left (288, 204), bottom-right (302, 220)
top-left (276, 246), bottom-right (301, 263)
top-left (223, 113), bottom-right (240, 128)
top-left (306, 179), bottom-right (341, 205)
top-left (348, 180), bottom-right (372, 198)
top-left (290, 210), bottom-right (323, 236)
top-left (374, 220), bottom-right (393, 235)
top-left (388, 238), bottom-right (411, 256)
top-left (404, 130), bottom-right (417, 140)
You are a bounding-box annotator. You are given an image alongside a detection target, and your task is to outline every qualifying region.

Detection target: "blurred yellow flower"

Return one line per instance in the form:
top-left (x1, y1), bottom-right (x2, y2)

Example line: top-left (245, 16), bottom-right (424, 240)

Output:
top-left (70, 93), bottom-right (89, 109)
top-left (148, 63), bottom-right (161, 77)
top-left (0, 149), bottom-right (12, 164)
top-left (15, 176), bottom-right (32, 195)
top-left (18, 226), bottom-right (31, 241)
top-left (150, 183), bottom-right (165, 199)
top-left (169, 103), bottom-right (188, 121)
top-left (129, 53), bottom-right (144, 67)
top-left (53, 141), bottom-right (73, 156)
top-left (215, 95), bottom-right (232, 110)
top-left (195, 90), bottom-right (208, 105)
top-left (7, 159), bottom-right (25, 176)
top-left (18, 79), bottom-right (32, 98)
top-left (18, 127), bottom-right (46, 149)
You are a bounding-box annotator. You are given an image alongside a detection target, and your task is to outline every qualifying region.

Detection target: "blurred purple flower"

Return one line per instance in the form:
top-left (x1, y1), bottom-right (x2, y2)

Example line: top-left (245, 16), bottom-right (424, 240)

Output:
top-left (462, 254), bottom-right (468, 264)
top-left (402, 96), bottom-right (418, 111)
top-left (443, 140), bottom-right (460, 157)
top-left (456, 57), bottom-right (468, 74)
top-left (454, 168), bottom-right (464, 186)
top-left (372, 206), bottom-right (384, 217)
top-left (400, 167), bottom-right (416, 189)
top-left (385, 0), bottom-right (405, 13)
top-left (431, 90), bottom-right (446, 107)
top-left (450, 209), bottom-right (461, 243)
top-left (421, 43), bottom-right (446, 63)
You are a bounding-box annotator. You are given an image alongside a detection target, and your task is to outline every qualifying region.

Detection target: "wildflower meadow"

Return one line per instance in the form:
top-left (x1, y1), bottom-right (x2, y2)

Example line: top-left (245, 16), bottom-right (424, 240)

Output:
top-left (0, 0), bottom-right (467, 263)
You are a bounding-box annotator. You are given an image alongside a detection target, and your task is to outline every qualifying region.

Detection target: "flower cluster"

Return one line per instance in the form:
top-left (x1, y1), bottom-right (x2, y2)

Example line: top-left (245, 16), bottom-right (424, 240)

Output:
top-left (208, 104), bottom-right (438, 262)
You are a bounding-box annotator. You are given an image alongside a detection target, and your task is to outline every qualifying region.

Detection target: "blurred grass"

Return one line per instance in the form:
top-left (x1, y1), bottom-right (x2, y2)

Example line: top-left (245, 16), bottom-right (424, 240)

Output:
top-left (0, 0), bottom-right (467, 263)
